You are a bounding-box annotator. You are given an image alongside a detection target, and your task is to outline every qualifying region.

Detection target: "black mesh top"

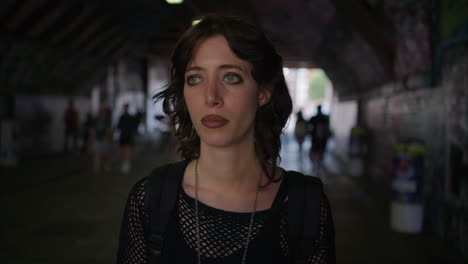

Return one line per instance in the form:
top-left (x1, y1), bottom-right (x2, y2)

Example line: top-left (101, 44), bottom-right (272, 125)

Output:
top-left (117, 175), bottom-right (335, 264)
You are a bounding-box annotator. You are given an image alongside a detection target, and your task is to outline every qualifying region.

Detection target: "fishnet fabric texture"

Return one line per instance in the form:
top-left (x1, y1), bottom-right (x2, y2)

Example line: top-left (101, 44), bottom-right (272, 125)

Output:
top-left (117, 177), bottom-right (334, 264)
top-left (177, 190), bottom-right (269, 259)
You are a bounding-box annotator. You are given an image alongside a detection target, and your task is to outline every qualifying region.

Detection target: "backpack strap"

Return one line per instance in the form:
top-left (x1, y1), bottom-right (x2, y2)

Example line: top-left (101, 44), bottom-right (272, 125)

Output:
top-left (147, 160), bottom-right (189, 263)
top-left (288, 171), bottom-right (323, 264)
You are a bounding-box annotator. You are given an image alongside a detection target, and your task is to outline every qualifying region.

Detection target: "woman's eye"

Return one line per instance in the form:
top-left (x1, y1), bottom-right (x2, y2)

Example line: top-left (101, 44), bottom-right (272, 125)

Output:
top-left (224, 73), bottom-right (242, 84)
top-left (186, 75), bottom-right (202, 85)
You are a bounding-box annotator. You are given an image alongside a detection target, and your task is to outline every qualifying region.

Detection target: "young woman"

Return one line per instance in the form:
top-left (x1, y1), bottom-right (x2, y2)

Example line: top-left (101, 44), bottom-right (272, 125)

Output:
top-left (117, 15), bottom-right (335, 264)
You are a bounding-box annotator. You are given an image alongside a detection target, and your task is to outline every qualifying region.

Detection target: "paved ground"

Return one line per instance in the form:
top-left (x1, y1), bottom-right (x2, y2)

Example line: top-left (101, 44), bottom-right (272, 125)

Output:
top-left (0, 132), bottom-right (465, 264)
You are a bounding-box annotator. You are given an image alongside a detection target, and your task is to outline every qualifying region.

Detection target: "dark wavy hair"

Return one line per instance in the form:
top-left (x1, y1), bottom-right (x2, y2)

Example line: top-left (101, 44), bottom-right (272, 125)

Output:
top-left (154, 14), bottom-right (292, 181)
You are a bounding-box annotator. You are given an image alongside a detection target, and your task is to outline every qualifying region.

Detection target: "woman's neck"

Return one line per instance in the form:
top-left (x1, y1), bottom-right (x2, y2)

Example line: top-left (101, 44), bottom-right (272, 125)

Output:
top-left (196, 142), bottom-right (263, 193)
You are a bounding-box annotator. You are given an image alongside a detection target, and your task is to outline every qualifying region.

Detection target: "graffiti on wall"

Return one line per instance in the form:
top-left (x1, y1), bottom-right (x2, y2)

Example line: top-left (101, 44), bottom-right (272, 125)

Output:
top-left (384, 0), bottom-right (433, 79)
top-left (444, 48), bottom-right (468, 198)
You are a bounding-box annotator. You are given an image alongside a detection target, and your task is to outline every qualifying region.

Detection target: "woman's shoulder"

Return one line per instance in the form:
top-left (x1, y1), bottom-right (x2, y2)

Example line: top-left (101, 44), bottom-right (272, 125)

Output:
top-left (132, 160), bottom-right (189, 203)
top-left (126, 160), bottom-right (189, 200)
top-left (283, 170), bottom-right (324, 198)
top-left (146, 160), bottom-right (190, 181)
top-left (283, 169), bottom-right (321, 182)
top-left (126, 177), bottom-right (149, 208)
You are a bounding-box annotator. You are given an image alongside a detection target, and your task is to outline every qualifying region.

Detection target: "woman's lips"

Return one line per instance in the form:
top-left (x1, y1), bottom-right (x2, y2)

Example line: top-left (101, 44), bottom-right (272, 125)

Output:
top-left (201, 115), bottom-right (228, 128)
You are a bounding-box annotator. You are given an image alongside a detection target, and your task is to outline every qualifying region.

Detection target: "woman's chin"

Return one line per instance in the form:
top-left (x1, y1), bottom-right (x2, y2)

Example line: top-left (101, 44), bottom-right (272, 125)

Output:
top-left (198, 128), bottom-right (254, 150)
top-left (201, 137), bottom-right (233, 148)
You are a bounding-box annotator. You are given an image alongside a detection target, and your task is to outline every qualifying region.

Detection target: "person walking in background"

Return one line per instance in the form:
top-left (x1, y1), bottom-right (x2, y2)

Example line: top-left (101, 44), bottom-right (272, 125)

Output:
top-left (117, 104), bottom-right (136, 174)
top-left (63, 100), bottom-right (80, 153)
top-left (93, 106), bottom-right (112, 174)
top-left (81, 112), bottom-right (95, 154)
top-left (308, 105), bottom-right (330, 176)
top-left (134, 109), bottom-right (145, 134)
top-left (294, 110), bottom-right (307, 152)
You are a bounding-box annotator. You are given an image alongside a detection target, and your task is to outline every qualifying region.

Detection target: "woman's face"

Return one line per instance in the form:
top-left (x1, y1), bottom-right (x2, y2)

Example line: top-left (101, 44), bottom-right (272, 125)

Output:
top-left (183, 35), bottom-right (270, 149)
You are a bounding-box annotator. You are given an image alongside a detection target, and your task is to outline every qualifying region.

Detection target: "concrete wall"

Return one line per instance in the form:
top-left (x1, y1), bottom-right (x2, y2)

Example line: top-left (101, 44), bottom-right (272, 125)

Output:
top-left (443, 45), bottom-right (468, 201)
top-left (441, 45), bottom-right (468, 255)
top-left (329, 98), bottom-right (358, 163)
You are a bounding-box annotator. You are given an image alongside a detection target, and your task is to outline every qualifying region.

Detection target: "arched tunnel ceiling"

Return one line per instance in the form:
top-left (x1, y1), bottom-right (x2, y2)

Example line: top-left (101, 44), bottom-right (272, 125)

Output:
top-left (0, 0), bottom-right (433, 98)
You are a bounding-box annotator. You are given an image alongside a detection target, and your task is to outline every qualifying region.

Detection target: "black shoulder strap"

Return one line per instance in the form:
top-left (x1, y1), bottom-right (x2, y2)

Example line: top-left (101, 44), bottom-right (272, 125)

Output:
top-left (288, 171), bottom-right (323, 264)
top-left (147, 160), bottom-right (188, 263)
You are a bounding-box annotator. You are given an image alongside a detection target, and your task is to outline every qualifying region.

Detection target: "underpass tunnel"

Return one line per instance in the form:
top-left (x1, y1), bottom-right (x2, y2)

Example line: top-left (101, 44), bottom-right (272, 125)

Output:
top-left (0, 0), bottom-right (467, 263)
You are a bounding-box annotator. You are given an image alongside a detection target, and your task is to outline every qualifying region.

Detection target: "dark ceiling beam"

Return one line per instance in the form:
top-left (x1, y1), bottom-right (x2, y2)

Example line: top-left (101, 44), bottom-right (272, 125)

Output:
top-left (314, 14), bottom-right (357, 93)
top-left (29, 1), bottom-right (70, 37)
top-left (330, 0), bottom-right (394, 76)
top-left (50, 5), bottom-right (92, 44)
top-left (4, 0), bottom-right (47, 31)
top-left (106, 39), bottom-right (132, 60)
top-left (70, 15), bottom-right (107, 50)
top-left (82, 26), bottom-right (121, 54)
top-left (100, 37), bottom-right (128, 59)
top-left (0, 0), bottom-right (19, 23)
top-left (193, 0), bottom-right (256, 18)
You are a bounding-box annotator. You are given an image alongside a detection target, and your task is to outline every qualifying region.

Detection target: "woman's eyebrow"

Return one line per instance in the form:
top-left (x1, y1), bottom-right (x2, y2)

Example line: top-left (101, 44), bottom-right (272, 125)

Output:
top-left (185, 66), bottom-right (203, 72)
top-left (185, 64), bottom-right (246, 73)
top-left (219, 64), bottom-right (245, 72)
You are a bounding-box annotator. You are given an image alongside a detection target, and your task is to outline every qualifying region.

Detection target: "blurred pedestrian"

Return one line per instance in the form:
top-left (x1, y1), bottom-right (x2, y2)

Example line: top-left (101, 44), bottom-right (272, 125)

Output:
top-left (307, 105), bottom-right (330, 175)
top-left (81, 112), bottom-right (95, 154)
top-left (294, 110), bottom-right (307, 152)
top-left (117, 104), bottom-right (136, 174)
top-left (134, 110), bottom-right (145, 134)
top-left (63, 100), bottom-right (80, 153)
top-left (93, 106), bottom-right (113, 173)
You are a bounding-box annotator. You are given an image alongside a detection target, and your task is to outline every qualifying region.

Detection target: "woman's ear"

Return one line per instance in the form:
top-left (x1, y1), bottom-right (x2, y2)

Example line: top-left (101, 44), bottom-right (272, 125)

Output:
top-left (258, 86), bottom-right (272, 107)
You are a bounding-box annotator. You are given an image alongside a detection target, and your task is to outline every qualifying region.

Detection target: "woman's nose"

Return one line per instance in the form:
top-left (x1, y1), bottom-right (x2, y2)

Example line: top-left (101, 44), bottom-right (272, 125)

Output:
top-left (204, 80), bottom-right (223, 107)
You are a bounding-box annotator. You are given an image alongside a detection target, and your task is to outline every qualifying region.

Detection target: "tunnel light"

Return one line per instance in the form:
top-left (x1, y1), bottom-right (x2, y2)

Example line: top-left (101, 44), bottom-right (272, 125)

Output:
top-left (166, 0), bottom-right (184, 4)
top-left (192, 19), bottom-right (202, 26)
